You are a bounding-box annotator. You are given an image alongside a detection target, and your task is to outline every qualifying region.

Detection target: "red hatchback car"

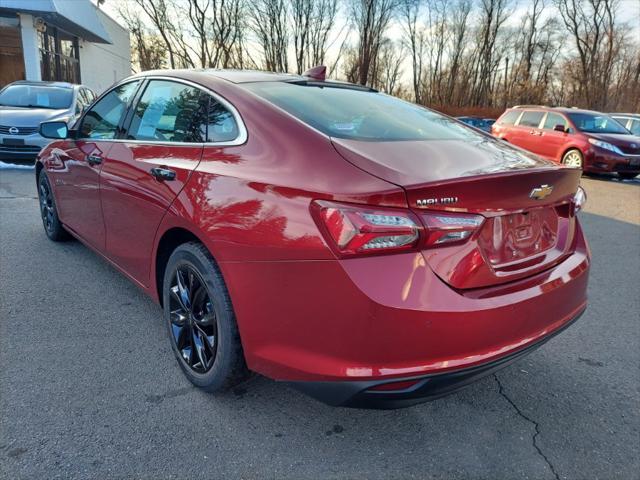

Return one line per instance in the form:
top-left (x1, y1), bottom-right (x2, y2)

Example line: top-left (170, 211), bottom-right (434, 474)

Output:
top-left (492, 106), bottom-right (640, 179)
top-left (36, 70), bottom-right (590, 408)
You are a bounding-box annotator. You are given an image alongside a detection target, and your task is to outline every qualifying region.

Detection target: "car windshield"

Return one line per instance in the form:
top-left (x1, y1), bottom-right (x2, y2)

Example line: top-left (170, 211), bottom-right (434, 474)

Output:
top-left (245, 82), bottom-right (482, 141)
top-left (567, 112), bottom-right (630, 134)
top-left (0, 84), bottom-right (73, 109)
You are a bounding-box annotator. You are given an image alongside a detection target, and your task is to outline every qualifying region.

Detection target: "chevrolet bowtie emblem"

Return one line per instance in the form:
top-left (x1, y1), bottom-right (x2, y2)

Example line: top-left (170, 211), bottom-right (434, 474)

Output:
top-left (530, 184), bottom-right (554, 200)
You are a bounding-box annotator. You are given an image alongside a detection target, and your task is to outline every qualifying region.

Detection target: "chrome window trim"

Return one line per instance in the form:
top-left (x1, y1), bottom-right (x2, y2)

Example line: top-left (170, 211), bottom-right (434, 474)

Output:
top-left (78, 75), bottom-right (248, 147)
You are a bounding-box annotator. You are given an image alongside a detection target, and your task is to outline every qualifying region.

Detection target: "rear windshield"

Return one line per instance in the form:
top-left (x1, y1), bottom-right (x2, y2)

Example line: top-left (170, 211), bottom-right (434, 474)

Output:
top-left (245, 82), bottom-right (482, 141)
top-left (0, 84), bottom-right (73, 109)
top-left (567, 112), bottom-right (630, 134)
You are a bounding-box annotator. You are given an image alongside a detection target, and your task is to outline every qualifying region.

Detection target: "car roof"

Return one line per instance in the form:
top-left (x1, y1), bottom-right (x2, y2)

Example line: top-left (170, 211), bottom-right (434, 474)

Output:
top-left (128, 68), bottom-right (372, 91)
top-left (610, 113), bottom-right (640, 118)
top-left (511, 105), bottom-right (612, 116)
top-left (7, 80), bottom-right (76, 89)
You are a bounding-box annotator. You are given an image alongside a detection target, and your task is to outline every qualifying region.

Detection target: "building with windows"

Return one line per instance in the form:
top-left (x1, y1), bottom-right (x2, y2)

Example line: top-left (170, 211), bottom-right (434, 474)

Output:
top-left (0, 0), bottom-right (131, 95)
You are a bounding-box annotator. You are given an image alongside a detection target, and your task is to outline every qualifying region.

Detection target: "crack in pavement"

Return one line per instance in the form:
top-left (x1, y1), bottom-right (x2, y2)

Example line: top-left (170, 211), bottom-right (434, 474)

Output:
top-left (494, 374), bottom-right (561, 480)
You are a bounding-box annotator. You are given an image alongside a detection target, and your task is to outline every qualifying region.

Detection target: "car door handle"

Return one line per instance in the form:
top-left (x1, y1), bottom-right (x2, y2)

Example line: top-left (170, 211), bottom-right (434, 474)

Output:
top-left (150, 167), bottom-right (176, 181)
top-left (87, 154), bottom-right (102, 165)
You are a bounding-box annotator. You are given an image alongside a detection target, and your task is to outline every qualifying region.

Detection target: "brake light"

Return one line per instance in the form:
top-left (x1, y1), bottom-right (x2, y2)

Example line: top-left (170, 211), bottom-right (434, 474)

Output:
top-left (311, 200), bottom-right (421, 256)
top-left (421, 212), bottom-right (484, 248)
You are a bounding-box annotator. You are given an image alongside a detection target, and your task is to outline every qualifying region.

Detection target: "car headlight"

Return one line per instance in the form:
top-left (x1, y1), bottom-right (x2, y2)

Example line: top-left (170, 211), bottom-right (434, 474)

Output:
top-left (588, 138), bottom-right (623, 155)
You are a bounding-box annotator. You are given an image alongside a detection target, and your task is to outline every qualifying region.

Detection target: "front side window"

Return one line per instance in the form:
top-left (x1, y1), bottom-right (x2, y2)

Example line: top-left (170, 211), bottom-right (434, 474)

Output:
top-left (518, 111), bottom-right (544, 128)
top-left (542, 112), bottom-right (567, 130)
top-left (245, 82), bottom-right (482, 141)
top-left (127, 80), bottom-right (206, 143)
top-left (80, 81), bottom-right (141, 139)
top-left (567, 112), bottom-right (630, 134)
top-left (0, 84), bottom-right (73, 109)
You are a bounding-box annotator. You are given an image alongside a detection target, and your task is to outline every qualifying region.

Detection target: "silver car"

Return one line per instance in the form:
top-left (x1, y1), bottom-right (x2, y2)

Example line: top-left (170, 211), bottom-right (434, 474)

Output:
top-left (0, 81), bottom-right (96, 161)
top-left (610, 113), bottom-right (640, 136)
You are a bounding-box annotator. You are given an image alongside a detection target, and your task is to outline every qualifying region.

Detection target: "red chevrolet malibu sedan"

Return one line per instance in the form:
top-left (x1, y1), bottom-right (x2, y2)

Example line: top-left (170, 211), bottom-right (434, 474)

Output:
top-left (36, 69), bottom-right (590, 408)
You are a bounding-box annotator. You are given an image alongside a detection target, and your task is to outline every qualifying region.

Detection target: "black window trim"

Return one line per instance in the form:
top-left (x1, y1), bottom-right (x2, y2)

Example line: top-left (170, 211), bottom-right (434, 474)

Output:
top-left (119, 76), bottom-right (247, 146)
top-left (74, 76), bottom-right (247, 146)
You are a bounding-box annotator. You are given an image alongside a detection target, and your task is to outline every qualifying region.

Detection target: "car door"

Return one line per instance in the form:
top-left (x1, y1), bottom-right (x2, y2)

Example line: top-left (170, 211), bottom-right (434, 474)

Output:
top-left (537, 112), bottom-right (570, 161)
top-left (49, 80), bottom-right (141, 250)
top-left (513, 110), bottom-right (545, 154)
top-left (99, 79), bottom-right (207, 286)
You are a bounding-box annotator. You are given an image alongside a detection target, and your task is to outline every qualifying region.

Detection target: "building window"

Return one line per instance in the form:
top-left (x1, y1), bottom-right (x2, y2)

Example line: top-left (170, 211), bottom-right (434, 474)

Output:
top-left (38, 25), bottom-right (80, 84)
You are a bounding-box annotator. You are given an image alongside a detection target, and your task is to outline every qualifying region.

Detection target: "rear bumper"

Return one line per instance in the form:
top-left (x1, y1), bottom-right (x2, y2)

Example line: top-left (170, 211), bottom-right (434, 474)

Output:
top-left (287, 307), bottom-right (584, 409)
top-left (223, 217), bottom-right (590, 388)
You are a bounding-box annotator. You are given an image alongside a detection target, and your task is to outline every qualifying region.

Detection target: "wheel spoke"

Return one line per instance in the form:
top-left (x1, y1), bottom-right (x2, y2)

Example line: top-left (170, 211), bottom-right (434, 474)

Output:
top-left (192, 329), bottom-right (208, 369)
top-left (175, 269), bottom-right (191, 311)
top-left (194, 322), bottom-right (215, 349)
top-left (170, 285), bottom-right (189, 313)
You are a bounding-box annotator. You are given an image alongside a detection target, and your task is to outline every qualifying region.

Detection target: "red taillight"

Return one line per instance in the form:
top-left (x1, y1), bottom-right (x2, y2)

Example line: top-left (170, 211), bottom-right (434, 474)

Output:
top-left (421, 212), bottom-right (485, 248)
top-left (311, 200), bottom-right (485, 257)
top-left (311, 200), bottom-right (421, 256)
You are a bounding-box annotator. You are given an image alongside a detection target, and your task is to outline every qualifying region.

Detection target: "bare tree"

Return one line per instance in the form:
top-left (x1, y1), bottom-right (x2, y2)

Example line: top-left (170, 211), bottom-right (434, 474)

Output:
top-left (443, 0), bottom-right (472, 105)
top-left (290, 0), bottom-right (313, 74)
top-left (349, 0), bottom-right (398, 86)
top-left (117, 2), bottom-right (167, 71)
top-left (308, 0), bottom-right (339, 67)
top-left (469, 0), bottom-right (511, 106)
top-left (400, 0), bottom-right (426, 103)
top-left (133, 0), bottom-right (193, 68)
top-left (376, 39), bottom-right (404, 94)
top-left (249, 0), bottom-right (289, 72)
top-left (555, 0), bottom-right (624, 110)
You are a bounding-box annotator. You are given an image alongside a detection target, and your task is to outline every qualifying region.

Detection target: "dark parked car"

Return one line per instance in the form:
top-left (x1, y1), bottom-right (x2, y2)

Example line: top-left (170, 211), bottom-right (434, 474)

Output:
top-left (456, 116), bottom-right (492, 132)
top-left (492, 106), bottom-right (640, 179)
top-left (0, 81), bottom-right (95, 161)
top-left (610, 113), bottom-right (640, 136)
top-left (36, 69), bottom-right (590, 408)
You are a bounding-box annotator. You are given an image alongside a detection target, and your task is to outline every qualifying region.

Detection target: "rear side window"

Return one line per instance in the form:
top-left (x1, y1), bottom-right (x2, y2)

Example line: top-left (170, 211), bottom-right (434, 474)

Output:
top-left (127, 80), bottom-right (206, 143)
top-left (518, 111), bottom-right (544, 128)
top-left (542, 112), bottom-right (567, 130)
top-left (245, 82), bottom-right (481, 141)
top-left (497, 110), bottom-right (521, 125)
top-left (629, 119), bottom-right (640, 135)
top-left (80, 81), bottom-right (140, 139)
top-left (203, 95), bottom-right (239, 142)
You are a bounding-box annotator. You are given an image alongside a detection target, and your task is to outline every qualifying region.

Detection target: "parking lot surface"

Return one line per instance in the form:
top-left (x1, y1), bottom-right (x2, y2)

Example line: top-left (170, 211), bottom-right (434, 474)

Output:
top-left (1, 167), bottom-right (639, 480)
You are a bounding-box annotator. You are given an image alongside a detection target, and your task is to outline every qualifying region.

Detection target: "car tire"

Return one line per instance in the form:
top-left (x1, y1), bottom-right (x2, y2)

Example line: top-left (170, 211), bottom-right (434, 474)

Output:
top-left (163, 242), bottom-right (248, 392)
top-left (37, 170), bottom-right (70, 241)
top-left (617, 172), bottom-right (638, 180)
top-left (561, 149), bottom-right (583, 169)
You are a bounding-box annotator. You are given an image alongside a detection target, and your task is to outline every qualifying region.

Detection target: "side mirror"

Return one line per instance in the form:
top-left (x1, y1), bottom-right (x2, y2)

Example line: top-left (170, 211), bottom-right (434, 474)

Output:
top-left (40, 121), bottom-right (69, 139)
top-left (553, 124), bottom-right (567, 133)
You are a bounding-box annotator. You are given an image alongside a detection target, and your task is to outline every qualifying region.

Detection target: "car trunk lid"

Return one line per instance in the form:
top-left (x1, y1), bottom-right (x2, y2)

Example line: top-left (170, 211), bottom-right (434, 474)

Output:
top-left (332, 137), bottom-right (582, 289)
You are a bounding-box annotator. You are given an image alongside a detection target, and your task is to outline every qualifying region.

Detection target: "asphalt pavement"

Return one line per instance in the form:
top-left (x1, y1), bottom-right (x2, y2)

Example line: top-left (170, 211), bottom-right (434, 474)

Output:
top-left (1, 166), bottom-right (639, 480)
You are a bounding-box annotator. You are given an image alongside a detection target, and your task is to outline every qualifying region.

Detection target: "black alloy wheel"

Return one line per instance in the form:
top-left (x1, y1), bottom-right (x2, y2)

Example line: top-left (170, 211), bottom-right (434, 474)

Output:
top-left (38, 171), bottom-right (69, 241)
top-left (168, 264), bottom-right (218, 373)
top-left (163, 242), bottom-right (248, 392)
